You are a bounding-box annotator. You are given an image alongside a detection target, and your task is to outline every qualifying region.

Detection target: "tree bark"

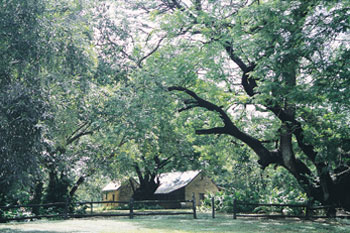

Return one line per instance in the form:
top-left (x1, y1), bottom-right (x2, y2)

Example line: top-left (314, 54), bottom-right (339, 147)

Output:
top-left (132, 164), bottom-right (160, 200)
top-left (69, 176), bottom-right (86, 199)
top-left (31, 180), bottom-right (43, 216)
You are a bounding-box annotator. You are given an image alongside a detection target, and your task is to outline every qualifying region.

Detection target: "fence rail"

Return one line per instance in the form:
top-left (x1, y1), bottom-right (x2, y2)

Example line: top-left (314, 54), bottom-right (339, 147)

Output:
top-left (230, 199), bottom-right (348, 219)
top-left (3, 196), bottom-right (349, 222)
top-left (0, 197), bottom-right (197, 222)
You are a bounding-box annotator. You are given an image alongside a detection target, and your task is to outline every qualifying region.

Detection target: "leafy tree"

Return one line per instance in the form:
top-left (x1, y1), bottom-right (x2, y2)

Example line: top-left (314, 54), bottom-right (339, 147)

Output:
top-left (0, 0), bottom-right (101, 211)
top-left (121, 0), bottom-right (350, 213)
top-left (91, 2), bottom-right (206, 200)
top-left (0, 0), bottom-right (47, 207)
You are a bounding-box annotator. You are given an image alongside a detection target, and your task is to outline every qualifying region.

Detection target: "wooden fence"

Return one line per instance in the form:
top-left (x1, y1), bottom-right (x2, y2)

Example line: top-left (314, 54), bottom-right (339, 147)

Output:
top-left (207, 197), bottom-right (349, 219)
top-left (0, 196), bottom-right (197, 222)
top-left (229, 199), bottom-right (349, 219)
top-left (3, 196), bottom-right (348, 222)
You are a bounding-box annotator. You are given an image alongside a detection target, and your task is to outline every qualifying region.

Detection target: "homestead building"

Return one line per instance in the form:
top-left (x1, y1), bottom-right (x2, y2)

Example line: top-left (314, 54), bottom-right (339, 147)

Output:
top-left (102, 170), bottom-right (219, 206)
top-left (102, 178), bottom-right (139, 207)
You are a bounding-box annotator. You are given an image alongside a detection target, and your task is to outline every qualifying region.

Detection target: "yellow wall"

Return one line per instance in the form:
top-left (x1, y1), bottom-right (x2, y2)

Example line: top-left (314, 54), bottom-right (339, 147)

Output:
top-left (102, 190), bottom-right (120, 207)
top-left (102, 180), bottom-right (138, 207)
top-left (185, 173), bottom-right (219, 206)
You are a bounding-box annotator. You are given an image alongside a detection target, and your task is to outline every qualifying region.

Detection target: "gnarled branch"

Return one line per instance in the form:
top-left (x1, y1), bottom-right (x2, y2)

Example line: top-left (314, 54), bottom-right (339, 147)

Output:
top-left (168, 85), bottom-right (279, 168)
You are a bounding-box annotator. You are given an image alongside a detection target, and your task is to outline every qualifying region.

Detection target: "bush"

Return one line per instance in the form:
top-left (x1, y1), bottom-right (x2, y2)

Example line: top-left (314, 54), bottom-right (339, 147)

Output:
top-left (201, 166), bottom-right (309, 215)
top-left (255, 187), bottom-right (308, 215)
top-left (201, 188), bottom-right (259, 213)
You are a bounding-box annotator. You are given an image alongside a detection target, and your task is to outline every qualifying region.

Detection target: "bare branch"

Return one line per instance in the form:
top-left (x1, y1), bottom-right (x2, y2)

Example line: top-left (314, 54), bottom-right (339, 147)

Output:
top-left (67, 122), bottom-right (89, 141)
top-left (137, 36), bottom-right (166, 67)
top-left (66, 121), bottom-right (93, 146)
top-left (66, 131), bottom-right (93, 146)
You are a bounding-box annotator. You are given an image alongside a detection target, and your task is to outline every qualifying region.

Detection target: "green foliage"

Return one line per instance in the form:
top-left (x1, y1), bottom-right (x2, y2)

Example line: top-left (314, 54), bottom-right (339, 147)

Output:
top-left (2, 0), bottom-right (350, 215)
top-left (116, 0), bottom-right (350, 209)
top-left (255, 167), bottom-right (308, 215)
top-left (0, 0), bottom-right (99, 214)
top-left (201, 148), bottom-right (307, 214)
top-left (0, 84), bottom-right (43, 198)
top-left (0, 0), bottom-right (47, 209)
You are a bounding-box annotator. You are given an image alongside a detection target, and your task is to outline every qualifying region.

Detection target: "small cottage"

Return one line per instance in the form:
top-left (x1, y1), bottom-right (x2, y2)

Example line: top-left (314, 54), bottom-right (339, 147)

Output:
top-left (101, 170), bottom-right (219, 207)
top-left (102, 178), bottom-right (139, 207)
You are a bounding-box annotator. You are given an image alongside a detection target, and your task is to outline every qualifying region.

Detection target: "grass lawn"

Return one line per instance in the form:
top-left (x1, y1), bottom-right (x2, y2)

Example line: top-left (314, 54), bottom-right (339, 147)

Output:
top-left (0, 213), bottom-right (349, 233)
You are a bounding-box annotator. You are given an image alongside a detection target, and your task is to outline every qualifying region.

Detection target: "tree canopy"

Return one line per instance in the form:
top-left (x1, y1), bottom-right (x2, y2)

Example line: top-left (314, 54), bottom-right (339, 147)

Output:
top-left (1, 0), bottom-right (350, 215)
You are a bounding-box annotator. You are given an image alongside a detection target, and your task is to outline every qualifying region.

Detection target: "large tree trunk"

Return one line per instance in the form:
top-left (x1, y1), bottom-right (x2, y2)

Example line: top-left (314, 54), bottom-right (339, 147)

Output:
top-left (69, 176), bottom-right (85, 199)
top-left (132, 164), bottom-right (160, 200)
top-left (31, 180), bottom-right (43, 216)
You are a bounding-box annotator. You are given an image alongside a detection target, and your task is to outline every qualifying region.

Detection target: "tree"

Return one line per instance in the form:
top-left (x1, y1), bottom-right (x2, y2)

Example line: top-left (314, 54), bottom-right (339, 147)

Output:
top-left (121, 0), bottom-right (350, 212)
top-left (0, 0), bottom-right (102, 211)
top-left (90, 2), bottom-right (207, 200)
top-left (0, 0), bottom-right (47, 207)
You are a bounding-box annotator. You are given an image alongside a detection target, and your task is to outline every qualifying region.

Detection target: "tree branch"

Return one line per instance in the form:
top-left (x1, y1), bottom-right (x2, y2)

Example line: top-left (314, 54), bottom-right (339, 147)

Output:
top-left (134, 163), bottom-right (144, 182)
top-left (222, 41), bottom-right (249, 72)
top-left (168, 85), bottom-right (280, 168)
top-left (154, 155), bottom-right (172, 170)
top-left (67, 122), bottom-right (89, 141)
top-left (196, 127), bottom-right (227, 135)
top-left (138, 36), bottom-right (166, 67)
top-left (66, 131), bottom-right (93, 146)
top-left (241, 65), bottom-right (257, 96)
top-left (223, 41), bottom-right (318, 164)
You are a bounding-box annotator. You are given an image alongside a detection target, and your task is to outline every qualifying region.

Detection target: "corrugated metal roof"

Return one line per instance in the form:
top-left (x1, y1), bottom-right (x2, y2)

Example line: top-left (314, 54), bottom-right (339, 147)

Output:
top-left (155, 170), bottom-right (201, 194)
top-left (102, 178), bottom-right (139, 192)
top-left (102, 171), bottom-right (201, 193)
top-left (102, 181), bottom-right (121, 192)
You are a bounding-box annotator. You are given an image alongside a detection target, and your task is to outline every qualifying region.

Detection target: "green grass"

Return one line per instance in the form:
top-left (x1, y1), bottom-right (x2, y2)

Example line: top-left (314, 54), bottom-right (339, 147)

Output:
top-left (122, 214), bottom-right (350, 233)
top-left (0, 213), bottom-right (349, 233)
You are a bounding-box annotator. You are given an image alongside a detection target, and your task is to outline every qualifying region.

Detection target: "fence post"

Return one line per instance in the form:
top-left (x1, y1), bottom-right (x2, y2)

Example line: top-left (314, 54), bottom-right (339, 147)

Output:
top-left (192, 193), bottom-right (197, 219)
top-left (233, 199), bottom-right (237, 219)
top-left (129, 198), bottom-right (134, 219)
top-left (64, 198), bottom-right (69, 220)
top-left (211, 197), bottom-right (215, 219)
top-left (90, 199), bottom-right (93, 215)
top-left (305, 201), bottom-right (311, 219)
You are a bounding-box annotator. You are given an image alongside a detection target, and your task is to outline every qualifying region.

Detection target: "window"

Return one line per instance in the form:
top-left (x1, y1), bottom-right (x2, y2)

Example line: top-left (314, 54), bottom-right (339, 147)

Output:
top-left (105, 193), bottom-right (108, 200)
top-left (112, 194), bottom-right (115, 201)
top-left (199, 193), bottom-right (205, 201)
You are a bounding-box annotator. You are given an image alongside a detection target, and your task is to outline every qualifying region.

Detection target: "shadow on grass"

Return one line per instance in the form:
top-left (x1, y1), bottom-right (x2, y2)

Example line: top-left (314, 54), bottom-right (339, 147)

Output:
top-left (0, 229), bottom-right (59, 233)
